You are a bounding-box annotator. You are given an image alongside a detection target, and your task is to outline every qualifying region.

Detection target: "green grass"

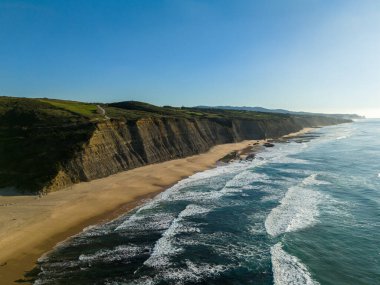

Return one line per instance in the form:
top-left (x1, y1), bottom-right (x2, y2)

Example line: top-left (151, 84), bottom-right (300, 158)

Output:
top-left (107, 101), bottom-right (286, 121)
top-left (0, 97), bottom-right (90, 126)
top-left (24, 98), bottom-right (287, 122)
top-left (0, 97), bottom-right (95, 193)
top-left (38, 98), bottom-right (100, 119)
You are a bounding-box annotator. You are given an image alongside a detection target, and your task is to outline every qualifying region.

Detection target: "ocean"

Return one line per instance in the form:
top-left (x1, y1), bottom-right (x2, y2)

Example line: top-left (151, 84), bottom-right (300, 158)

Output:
top-left (33, 119), bottom-right (380, 285)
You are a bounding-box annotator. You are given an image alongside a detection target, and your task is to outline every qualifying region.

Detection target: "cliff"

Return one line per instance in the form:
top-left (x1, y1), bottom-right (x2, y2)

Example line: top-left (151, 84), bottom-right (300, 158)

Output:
top-left (48, 115), bottom-right (347, 193)
top-left (0, 97), bottom-right (350, 194)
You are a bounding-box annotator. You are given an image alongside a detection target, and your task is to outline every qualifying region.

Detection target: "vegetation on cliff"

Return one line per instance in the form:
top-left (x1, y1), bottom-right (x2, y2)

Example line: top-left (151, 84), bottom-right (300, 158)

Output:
top-left (0, 96), bottom-right (351, 194)
top-left (0, 97), bottom-right (96, 193)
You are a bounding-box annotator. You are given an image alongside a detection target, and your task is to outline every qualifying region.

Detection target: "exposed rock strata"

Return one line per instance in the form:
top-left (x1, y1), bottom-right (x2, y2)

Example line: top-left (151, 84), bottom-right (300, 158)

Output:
top-left (47, 115), bottom-right (347, 192)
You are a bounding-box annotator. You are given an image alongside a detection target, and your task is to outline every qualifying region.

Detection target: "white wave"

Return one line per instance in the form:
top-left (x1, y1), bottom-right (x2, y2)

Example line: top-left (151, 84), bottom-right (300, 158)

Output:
top-left (120, 160), bottom-right (249, 213)
top-left (378, 173), bottom-right (380, 178)
top-left (117, 160), bottom-right (268, 234)
top-left (336, 135), bottom-right (348, 140)
top-left (126, 261), bottom-right (228, 285)
top-left (261, 194), bottom-right (280, 202)
top-left (119, 140), bottom-right (314, 236)
top-left (159, 261), bottom-right (227, 284)
top-left (123, 278), bottom-right (155, 285)
top-left (302, 174), bottom-right (330, 186)
top-left (265, 175), bottom-right (325, 237)
top-left (224, 171), bottom-right (268, 188)
top-left (114, 164), bottom-right (242, 232)
top-left (144, 204), bottom-right (210, 268)
top-left (279, 168), bottom-right (313, 175)
top-left (247, 212), bottom-right (268, 235)
top-left (178, 229), bottom-right (270, 265)
top-left (38, 260), bottom-right (80, 270)
top-left (255, 142), bottom-right (311, 166)
top-left (271, 243), bottom-right (319, 285)
top-left (115, 212), bottom-right (174, 232)
top-left (79, 245), bottom-right (147, 264)
top-left (333, 127), bottom-right (355, 140)
top-left (268, 157), bottom-right (311, 165)
top-left (216, 169), bottom-right (271, 198)
top-left (115, 161), bottom-right (256, 233)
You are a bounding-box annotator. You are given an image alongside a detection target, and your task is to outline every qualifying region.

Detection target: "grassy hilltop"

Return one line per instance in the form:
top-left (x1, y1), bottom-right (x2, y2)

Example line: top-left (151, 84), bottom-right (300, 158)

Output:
top-left (0, 97), bottom-right (96, 193)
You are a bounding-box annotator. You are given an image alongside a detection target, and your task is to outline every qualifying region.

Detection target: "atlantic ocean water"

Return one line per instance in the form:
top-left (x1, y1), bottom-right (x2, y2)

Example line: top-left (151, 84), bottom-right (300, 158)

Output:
top-left (33, 119), bottom-right (380, 285)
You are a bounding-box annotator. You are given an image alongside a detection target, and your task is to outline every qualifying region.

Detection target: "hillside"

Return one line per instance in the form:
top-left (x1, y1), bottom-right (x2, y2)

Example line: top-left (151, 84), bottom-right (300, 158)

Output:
top-left (196, 105), bottom-right (365, 120)
top-left (0, 97), bottom-right (351, 194)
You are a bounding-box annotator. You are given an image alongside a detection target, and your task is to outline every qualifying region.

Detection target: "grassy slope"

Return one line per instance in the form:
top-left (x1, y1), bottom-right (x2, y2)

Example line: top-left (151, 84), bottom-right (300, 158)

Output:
top-left (38, 98), bottom-right (100, 119)
top-left (0, 97), bottom-right (287, 193)
top-left (0, 97), bottom-right (96, 193)
top-left (106, 101), bottom-right (286, 121)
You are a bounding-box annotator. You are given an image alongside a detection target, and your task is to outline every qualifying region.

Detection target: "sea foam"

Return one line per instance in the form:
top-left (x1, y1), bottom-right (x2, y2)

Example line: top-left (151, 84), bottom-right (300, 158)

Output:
top-left (144, 204), bottom-right (211, 268)
top-left (79, 245), bottom-right (147, 264)
top-left (271, 243), bottom-right (320, 285)
top-left (127, 261), bottom-right (228, 285)
top-left (265, 174), bottom-right (326, 237)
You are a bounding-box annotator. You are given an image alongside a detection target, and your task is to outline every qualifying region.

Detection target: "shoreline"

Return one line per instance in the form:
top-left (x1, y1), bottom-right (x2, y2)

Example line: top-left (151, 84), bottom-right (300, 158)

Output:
top-left (0, 128), bottom-right (313, 284)
top-left (0, 140), bottom-right (261, 284)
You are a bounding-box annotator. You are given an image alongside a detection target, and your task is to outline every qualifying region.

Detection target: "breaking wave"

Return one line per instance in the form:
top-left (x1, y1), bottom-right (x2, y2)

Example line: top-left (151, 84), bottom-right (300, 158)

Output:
top-left (265, 174), bottom-right (327, 237)
top-left (271, 243), bottom-right (320, 285)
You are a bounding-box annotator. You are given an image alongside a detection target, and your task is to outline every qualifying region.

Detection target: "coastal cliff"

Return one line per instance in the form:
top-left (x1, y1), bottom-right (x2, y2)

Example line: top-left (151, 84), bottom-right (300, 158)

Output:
top-left (0, 97), bottom-right (350, 193)
top-left (49, 115), bottom-right (346, 193)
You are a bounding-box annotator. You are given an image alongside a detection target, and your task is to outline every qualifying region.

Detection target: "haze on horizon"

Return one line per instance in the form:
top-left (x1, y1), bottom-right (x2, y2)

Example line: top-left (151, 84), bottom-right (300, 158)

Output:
top-left (0, 0), bottom-right (379, 118)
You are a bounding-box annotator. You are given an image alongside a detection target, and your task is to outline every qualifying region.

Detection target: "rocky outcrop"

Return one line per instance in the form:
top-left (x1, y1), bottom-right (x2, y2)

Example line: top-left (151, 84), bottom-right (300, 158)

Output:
top-left (46, 115), bottom-right (349, 192)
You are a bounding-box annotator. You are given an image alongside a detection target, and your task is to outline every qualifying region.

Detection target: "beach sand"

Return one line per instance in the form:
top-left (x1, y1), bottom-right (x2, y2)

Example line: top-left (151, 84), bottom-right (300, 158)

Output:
top-left (0, 140), bottom-right (262, 284)
top-left (0, 128), bottom-right (313, 284)
top-left (282, 127), bottom-right (315, 138)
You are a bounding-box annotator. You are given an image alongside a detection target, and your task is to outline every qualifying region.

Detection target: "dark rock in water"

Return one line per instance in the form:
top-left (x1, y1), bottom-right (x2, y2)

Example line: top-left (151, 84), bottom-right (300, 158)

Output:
top-left (264, 142), bottom-right (275, 147)
top-left (246, 153), bottom-right (256, 160)
top-left (219, 151), bottom-right (239, 163)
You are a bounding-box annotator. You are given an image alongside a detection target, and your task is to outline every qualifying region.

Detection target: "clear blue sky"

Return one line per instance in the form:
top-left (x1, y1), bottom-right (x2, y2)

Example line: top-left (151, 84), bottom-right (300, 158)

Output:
top-left (1, 0), bottom-right (379, 117)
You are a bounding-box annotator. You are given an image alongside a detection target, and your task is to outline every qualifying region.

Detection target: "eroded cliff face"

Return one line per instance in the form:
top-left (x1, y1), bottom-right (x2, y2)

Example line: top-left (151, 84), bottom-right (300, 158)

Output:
top-left (46, 115), bottom-right (348, 192)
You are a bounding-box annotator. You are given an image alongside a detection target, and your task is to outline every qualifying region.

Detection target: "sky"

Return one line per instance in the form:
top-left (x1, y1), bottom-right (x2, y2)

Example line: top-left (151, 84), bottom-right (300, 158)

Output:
top-left (0, 0), bottom-right (379, 117)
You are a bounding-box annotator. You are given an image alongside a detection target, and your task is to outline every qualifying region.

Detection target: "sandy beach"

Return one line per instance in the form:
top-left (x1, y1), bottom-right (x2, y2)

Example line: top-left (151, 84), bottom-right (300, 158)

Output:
top-left (282, 127), bottom-right (315, 138)
top-left (0, 139), bottom-right (265, 284)
top-left (0, 128), bottom-right (313, 284)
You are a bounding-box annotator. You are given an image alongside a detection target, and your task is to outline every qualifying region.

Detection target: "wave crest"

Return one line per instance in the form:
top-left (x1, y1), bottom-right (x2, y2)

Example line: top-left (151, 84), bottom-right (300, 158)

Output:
top-left (265, 174), bottom-right (326, 237)
top-left (271, 243), bottom-right (320, 285)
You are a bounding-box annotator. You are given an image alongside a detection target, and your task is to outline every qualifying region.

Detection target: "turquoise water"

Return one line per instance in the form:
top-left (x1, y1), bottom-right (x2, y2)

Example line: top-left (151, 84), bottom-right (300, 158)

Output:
top-left (33, 119), bottom-right (380, 285)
